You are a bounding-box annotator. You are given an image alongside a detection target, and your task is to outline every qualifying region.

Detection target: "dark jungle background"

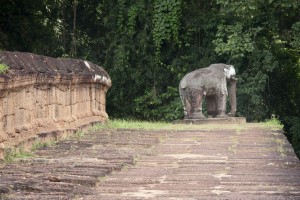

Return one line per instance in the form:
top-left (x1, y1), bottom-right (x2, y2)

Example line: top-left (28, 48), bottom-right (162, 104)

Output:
top-left (0, 0), bottom-right (299, 155)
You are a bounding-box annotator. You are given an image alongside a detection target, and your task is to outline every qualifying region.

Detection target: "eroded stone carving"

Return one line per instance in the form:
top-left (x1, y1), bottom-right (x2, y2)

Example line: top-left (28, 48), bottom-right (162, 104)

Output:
top-left (0, 51), bottom-right (111, 158)
top-left (179, 63), bottom-right (237, 119)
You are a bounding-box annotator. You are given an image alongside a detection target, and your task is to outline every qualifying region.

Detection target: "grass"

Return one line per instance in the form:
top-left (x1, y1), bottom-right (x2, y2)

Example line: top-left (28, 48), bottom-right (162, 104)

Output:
top-left (73, 130), bottom-right (85, 138)
top-left (31, 139), bottom-right (56, 152)
top-left (2, 129), bottom-right (87, 163)
top-left (259, 117), bottom-right (284, 130)
top-left (90, 119), bottom-right (194, 130)
top-left (3, 139), bottom-right (57, 163)
top-left (98, 176), bottom-right (107, 182)
top-left (106, 119), bottom-right (171, 130)
top-left (0, 63), bottom-right (9, 74)
top-left (90, 118), bottom-right (283, 131)
top-left (90, 119), bottom-right (170, 130)
top-left (4, 146), bottom-right (33, 163)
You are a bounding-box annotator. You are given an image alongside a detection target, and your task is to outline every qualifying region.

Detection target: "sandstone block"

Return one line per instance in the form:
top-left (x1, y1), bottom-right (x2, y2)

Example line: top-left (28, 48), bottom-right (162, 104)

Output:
top-left (0, 51), bottom-right (111, 157)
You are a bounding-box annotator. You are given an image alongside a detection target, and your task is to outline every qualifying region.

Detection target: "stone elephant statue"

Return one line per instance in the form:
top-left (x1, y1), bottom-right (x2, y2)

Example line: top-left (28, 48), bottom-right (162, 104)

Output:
top-left (179, 63), bottom-right (237, 119)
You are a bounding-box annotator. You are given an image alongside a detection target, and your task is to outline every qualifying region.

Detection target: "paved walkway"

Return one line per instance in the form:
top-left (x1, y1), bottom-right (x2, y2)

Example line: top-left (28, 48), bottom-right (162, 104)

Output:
top-left (1, 124), bottom-right (300, 199)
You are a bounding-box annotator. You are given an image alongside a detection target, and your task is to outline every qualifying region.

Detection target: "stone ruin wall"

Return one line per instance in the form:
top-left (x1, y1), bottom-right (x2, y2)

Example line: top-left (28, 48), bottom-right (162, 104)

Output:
top-left (0, 51), bottom-right (111, 158)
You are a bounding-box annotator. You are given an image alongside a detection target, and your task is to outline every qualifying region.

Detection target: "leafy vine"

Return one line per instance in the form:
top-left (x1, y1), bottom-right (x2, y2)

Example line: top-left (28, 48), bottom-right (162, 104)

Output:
top-left (152, 0), bottom-right (182, 60)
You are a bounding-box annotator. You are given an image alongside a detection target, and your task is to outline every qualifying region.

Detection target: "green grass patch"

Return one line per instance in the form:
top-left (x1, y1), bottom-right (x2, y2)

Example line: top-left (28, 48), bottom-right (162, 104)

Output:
top-left (0, 63), bottom-right (9, 74)
top-left (73, 130), bottom-right (85, 138)
top-left (90, 119), bottom-right (179, 130)
top-left (260, 117), bottom-right (283, 130)
top-left (4, 146), bottom-right (33, 163)
top-left (108, 119), bottom-right (170, 129)
top-left (90, 119), bottom-right (256, 131)
top-left (31, 139), bottom-right (56, 152)
top-left (3, 139), bottom-right (56, 163)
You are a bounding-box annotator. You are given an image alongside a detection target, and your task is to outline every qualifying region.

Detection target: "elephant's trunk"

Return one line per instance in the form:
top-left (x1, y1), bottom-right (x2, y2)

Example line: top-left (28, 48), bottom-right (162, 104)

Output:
top-left (228, 79), bottom-right (237, 117)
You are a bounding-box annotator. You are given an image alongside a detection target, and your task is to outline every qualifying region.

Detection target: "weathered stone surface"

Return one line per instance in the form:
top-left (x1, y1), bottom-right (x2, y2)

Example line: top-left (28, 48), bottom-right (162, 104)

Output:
top-left (0, 124), bottom-right (300, 199)
top-left (0, 51), bottom-right (111, 158)
top-left (0, 128), bottom-right (159, 199)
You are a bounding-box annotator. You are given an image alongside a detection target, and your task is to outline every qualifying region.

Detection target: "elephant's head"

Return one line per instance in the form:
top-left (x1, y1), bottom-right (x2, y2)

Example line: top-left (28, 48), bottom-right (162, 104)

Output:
top-left (224, 65), bottom-right (236, 80)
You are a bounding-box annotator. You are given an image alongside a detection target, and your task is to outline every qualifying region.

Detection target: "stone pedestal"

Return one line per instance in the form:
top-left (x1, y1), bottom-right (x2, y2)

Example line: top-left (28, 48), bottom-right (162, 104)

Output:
top-left (173, 117), bottom-right (246, 125)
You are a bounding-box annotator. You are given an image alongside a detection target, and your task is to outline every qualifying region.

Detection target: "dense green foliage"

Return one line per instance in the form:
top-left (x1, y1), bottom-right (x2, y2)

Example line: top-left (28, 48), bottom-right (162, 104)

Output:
top-left (0, 0), bottom-right (299, 154)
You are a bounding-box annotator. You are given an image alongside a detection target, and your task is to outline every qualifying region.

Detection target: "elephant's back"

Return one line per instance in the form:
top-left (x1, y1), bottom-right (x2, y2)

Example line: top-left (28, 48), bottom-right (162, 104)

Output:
top-left (180, 69), bottom-right (208, 89)
top-left (179, 66), bottom-right (226, 90)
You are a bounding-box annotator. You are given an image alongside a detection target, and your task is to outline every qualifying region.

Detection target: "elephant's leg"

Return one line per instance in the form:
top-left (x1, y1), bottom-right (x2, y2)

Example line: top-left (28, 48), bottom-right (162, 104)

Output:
top-left (206, 95), bottom-right (217, 118)
top-left (191, 90), bottom-right (206, 119)
top-left (180, 88), bottom-right (193, 119)
top-left (216, 94), bottom-right (229, 118)
top-left (179, 88), bottom-right (188, 119)
top-left (184, 99), bottom-right (192, 119)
